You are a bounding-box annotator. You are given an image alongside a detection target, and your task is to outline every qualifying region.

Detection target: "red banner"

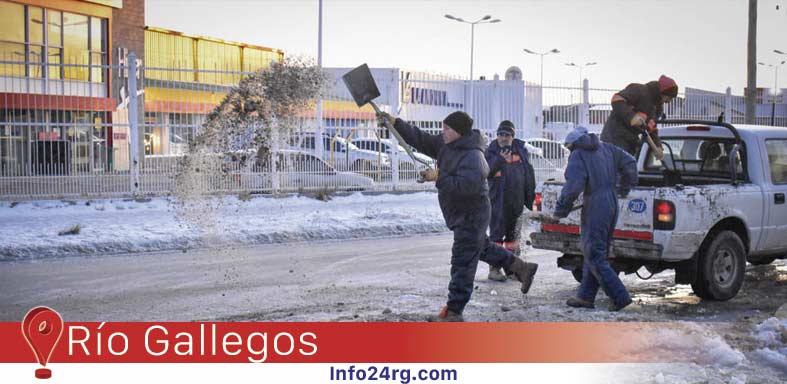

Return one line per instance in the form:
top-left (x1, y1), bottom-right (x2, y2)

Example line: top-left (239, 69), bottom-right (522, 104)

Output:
top-left (0, 322), bottom-right (677, 364)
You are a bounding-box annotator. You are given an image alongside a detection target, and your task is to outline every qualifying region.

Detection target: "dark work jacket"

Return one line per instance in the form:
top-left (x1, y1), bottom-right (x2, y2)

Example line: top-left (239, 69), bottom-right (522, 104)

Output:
top-left (555, 134), bottom-right (638, 246)
top-left (600, 81), bottom-right (663, 155)
top-left (485, 139), bottom-right (536, 211)
top-left (392, 119), bottom-right (489, 230)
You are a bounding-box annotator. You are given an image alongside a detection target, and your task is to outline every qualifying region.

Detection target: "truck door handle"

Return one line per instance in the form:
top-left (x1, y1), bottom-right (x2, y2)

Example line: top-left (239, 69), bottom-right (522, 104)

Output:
top-left (776, 193), bottom-right (785, 205)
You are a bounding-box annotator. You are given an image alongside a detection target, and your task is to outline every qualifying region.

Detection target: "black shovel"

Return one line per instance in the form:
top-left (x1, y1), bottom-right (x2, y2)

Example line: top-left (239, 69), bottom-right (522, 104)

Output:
top-left (341, 64), bottom-right (434, 178)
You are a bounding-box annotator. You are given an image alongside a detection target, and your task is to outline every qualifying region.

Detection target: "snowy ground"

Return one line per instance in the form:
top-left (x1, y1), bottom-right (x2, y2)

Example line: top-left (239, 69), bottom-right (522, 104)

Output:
top-left (1, 193), bottom-right (785, 382)
top-left (0, 192), bottom-right (446, 260)
top-left (0, 234), bottom-right (785, 382)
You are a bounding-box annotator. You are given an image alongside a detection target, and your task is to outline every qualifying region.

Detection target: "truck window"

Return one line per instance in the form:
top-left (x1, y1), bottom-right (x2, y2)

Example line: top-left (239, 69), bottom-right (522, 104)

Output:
top-left (766, 139), bottom-right (787, 184)
top-left (646, 138), bottom-right (743, 177)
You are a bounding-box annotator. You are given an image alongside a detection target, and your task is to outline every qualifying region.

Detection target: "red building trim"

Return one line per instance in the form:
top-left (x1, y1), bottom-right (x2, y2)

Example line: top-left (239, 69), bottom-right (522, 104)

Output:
top-left (0, 93), bottom-right (116, 112)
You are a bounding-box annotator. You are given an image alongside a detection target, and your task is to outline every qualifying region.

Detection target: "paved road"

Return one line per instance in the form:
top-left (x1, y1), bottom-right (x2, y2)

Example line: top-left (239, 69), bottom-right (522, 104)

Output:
top-left (1, 233), bottom-right (784, 324)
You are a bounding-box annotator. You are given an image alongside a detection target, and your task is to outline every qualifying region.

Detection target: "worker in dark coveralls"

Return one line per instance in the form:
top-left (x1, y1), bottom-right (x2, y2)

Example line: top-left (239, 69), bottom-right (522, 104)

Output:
top-left (600, 75), bottom-right (678, 158)
top-left (550, 126), bottom-right (638, 311)
top-left (485, 120), bottom-right (536, 282)
top-left (377, 110), bottom-right (539, 322)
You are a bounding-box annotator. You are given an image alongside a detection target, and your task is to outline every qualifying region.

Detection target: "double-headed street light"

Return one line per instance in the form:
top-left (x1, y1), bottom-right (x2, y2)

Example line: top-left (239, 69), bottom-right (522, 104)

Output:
top-left (565, 61), bottom-right (598, 87)
top-left (445, 14), bottom-right (501, 114)
top-left (523, 48), bottom-right (559, 130)
top-left (523, 48), bottom-right (560, 88)
top-left (758, 59), bottom-right (786, 126)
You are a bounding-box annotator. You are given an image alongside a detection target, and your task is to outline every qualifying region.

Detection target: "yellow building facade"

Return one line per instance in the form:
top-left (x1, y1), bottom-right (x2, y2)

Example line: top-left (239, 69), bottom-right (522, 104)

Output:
top-left (142, 27), bottom-right (284, 155)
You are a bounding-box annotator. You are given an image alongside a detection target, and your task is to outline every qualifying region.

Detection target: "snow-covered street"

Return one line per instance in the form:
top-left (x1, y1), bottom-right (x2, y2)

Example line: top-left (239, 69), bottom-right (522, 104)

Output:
top-left (1, 192), bottom-right (786, 381)
top-left (0, 192), bottom-right (445, 260)
top-left (1, 233), bottom-right (785, 381)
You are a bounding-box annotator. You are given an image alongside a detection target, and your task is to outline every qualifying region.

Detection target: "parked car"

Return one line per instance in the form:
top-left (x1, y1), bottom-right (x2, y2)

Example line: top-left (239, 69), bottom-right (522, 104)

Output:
top-left (351, 138), bottom-right (435, 179)
top-left (237, 149), bottom-right (374, 192)
top-left (531, 121), bottom-right (787, 300)
top-left (291, 135), bottom-right (391, 180)
top-left (525, 138), bottom-right (570, 161)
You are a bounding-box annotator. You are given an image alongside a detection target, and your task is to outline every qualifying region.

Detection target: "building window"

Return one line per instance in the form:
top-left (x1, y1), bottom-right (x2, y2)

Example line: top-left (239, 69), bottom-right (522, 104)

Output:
top-left (0, 1), bottom-right (106, 83)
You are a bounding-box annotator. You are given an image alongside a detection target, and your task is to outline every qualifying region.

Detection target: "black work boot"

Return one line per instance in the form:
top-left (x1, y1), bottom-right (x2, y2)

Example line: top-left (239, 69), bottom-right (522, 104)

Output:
top-left (509, 258), bottom-right (538, 294)
top-left (426, 306), bottom-right (464, 322)
top-left (608, 297), bottom-right (633, 312)
top-left (566, 297), bottom-right (595, 309)
top-left (487, 265), bottom-right (507, 282)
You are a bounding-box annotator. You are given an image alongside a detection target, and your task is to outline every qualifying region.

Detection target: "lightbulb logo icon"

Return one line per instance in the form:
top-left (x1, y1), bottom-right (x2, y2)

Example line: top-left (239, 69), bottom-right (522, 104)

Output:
top-left (21, 307), bottom-right (64, 379)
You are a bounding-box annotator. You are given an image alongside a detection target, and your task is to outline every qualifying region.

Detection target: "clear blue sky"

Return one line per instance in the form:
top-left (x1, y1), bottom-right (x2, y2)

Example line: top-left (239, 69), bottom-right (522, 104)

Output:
top-left (145, 0), bottom-right (787, 94)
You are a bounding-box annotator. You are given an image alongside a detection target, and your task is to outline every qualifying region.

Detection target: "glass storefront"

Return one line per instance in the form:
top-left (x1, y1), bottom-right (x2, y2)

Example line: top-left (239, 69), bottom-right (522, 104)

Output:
top-left (0, 0), bottom-right (107, 83)
top-left (0, 109), bottom-right (110, 175)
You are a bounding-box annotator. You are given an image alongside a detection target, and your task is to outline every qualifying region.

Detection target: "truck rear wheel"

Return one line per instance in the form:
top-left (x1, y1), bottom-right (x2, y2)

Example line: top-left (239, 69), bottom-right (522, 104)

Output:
top-left (691, 231), bottom-right (746, 301)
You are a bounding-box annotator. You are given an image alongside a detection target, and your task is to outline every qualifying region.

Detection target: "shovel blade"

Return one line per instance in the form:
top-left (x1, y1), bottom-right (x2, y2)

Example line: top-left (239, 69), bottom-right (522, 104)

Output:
top-left (341, 64), bottom-right (381, 107)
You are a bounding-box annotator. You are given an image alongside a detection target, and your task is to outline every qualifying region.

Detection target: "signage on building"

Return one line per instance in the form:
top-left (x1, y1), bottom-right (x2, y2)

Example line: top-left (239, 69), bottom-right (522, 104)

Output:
top-left (37, 132), bottom-right (59, 141)
top-left (113, 132), bottom-right (128, 140)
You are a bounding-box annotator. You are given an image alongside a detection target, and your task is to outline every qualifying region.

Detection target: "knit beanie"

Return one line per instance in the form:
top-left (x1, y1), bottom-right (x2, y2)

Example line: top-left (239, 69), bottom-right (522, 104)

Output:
top-left (443, 111), bottom-right (473, 136)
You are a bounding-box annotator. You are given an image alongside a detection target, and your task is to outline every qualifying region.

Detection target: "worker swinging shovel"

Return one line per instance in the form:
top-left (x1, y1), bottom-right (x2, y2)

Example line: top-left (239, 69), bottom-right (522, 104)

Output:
top-left (341, 64), bottom-right (435, 182)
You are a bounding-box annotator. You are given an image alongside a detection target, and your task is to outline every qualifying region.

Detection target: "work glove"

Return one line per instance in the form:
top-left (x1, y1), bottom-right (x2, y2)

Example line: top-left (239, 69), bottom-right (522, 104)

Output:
top-left (376, 112), bottom-right (395, 128)
top-left (630, 112), bottom-right (647, 128)
top-left (419, 168), bottom-right (439, 182)
top-left (646, 118), bottom-right (658, 134)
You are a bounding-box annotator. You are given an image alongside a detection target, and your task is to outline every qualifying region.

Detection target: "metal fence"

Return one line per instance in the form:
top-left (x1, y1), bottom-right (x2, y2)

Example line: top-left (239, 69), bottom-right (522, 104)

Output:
top-left (1, 52), bottom-right (785, 200)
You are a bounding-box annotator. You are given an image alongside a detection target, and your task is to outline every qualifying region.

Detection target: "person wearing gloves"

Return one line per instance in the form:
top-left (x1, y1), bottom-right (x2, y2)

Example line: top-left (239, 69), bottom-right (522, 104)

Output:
top-left (551, 126), bottom-right (638, 312)
top-left (485, 120), bottom-right (537, 281)
top-left (377, 110), bottom-right (539, 322)
top-left (600, 75), bottom-right (679, 159)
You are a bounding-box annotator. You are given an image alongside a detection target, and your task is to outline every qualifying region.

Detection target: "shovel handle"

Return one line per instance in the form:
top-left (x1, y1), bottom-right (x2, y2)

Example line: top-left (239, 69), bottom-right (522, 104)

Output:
top-left (368, 101), bottom-right (435, 173)
top-left (644, 131), bottom-right (664, 160)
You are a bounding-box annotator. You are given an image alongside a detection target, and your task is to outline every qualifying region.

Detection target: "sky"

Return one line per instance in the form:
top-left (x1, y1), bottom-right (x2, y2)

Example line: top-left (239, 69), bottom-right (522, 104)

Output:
top-left (145, 0), bottom-right (787, 94)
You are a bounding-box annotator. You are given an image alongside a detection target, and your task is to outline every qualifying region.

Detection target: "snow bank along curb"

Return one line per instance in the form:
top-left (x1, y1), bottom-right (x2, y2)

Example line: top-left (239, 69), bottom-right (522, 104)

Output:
top-left (0, 192), bottom-right (447, 260)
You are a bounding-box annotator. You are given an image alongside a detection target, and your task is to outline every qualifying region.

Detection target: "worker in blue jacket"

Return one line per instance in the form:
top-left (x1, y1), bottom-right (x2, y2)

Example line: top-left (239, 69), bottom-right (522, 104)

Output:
top-left (485, 120), bottom-right (536, 281)
top-left (377, 111), bottom-right (539, 322)
top-left (553, 126), bottom-right (638, 311)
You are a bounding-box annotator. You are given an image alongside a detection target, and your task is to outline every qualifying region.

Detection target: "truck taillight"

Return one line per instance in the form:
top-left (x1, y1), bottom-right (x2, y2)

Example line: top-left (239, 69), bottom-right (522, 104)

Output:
top-left (654, 200), bottom-right (675, 230)
top-left (534, 192), bottom-right (542, 211)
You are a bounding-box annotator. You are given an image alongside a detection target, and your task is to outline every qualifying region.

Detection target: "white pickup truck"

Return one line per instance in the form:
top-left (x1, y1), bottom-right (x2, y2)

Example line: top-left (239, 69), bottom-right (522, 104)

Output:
top-left (530, 120), bottom-right (787, 300)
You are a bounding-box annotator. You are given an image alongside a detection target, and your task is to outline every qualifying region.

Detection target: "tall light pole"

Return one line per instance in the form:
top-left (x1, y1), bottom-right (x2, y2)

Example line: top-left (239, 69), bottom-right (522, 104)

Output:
top-left (315, 0), bottom-right (324, 156)
top-left (758, 60), bottom-right (786, 126)
top-left (444, 14), bottom-right (501, 115)
top-left (523, 48), bottom-right (560, 89)
top-left (564, 61), bottom-right (597, 87)
top-left (523, 48), bottom-right (559, 131)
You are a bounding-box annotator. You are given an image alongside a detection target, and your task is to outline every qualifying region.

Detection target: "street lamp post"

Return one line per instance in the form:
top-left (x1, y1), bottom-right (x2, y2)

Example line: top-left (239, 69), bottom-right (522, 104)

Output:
top-left (315, 0), bottom-right (324, 157)
top-left (758, 59), bottom-right (786, 126)
top-left (523, 48), bottom-right (559, 131)
top-left (445, 14), bottom-right (501, 115)
top-left (523, 48), bottom-right (560, 90)
top-left (565, 62), bottom-right (597, 126)
top-left (565, 61), bottom-right (597, 87)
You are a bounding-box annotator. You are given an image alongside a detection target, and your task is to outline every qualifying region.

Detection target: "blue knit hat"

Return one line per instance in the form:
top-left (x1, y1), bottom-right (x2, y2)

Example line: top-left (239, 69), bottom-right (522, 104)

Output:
top-left (564, 126), bottom-right (589, 145)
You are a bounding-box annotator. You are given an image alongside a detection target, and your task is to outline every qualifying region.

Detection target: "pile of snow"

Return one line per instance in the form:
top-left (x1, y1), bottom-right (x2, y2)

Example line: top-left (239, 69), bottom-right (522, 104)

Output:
top-left (0, 192), bottom-right (446, 260)
top-left (751, 316), bottom-right (787, 374)
top-left (625, 323), bottom-right (746, 368)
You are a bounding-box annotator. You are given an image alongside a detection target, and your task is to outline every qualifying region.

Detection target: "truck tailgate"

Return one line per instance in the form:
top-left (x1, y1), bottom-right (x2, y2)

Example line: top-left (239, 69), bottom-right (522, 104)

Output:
top-left (539, 183), bottom-right (655, 241)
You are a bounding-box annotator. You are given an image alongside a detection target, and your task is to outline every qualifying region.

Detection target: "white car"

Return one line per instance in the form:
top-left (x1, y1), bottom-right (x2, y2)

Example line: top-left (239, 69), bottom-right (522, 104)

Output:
top-left (351, 138), bottom-right (435, 179)
top-left (525, 138), bottom-right (570, 161)
top-left (532, 121), bottom-right (787, 300)
top-left (237, 149), bottom-right (374, 192)
top-left (292, 135), bottom-right (391, 179)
